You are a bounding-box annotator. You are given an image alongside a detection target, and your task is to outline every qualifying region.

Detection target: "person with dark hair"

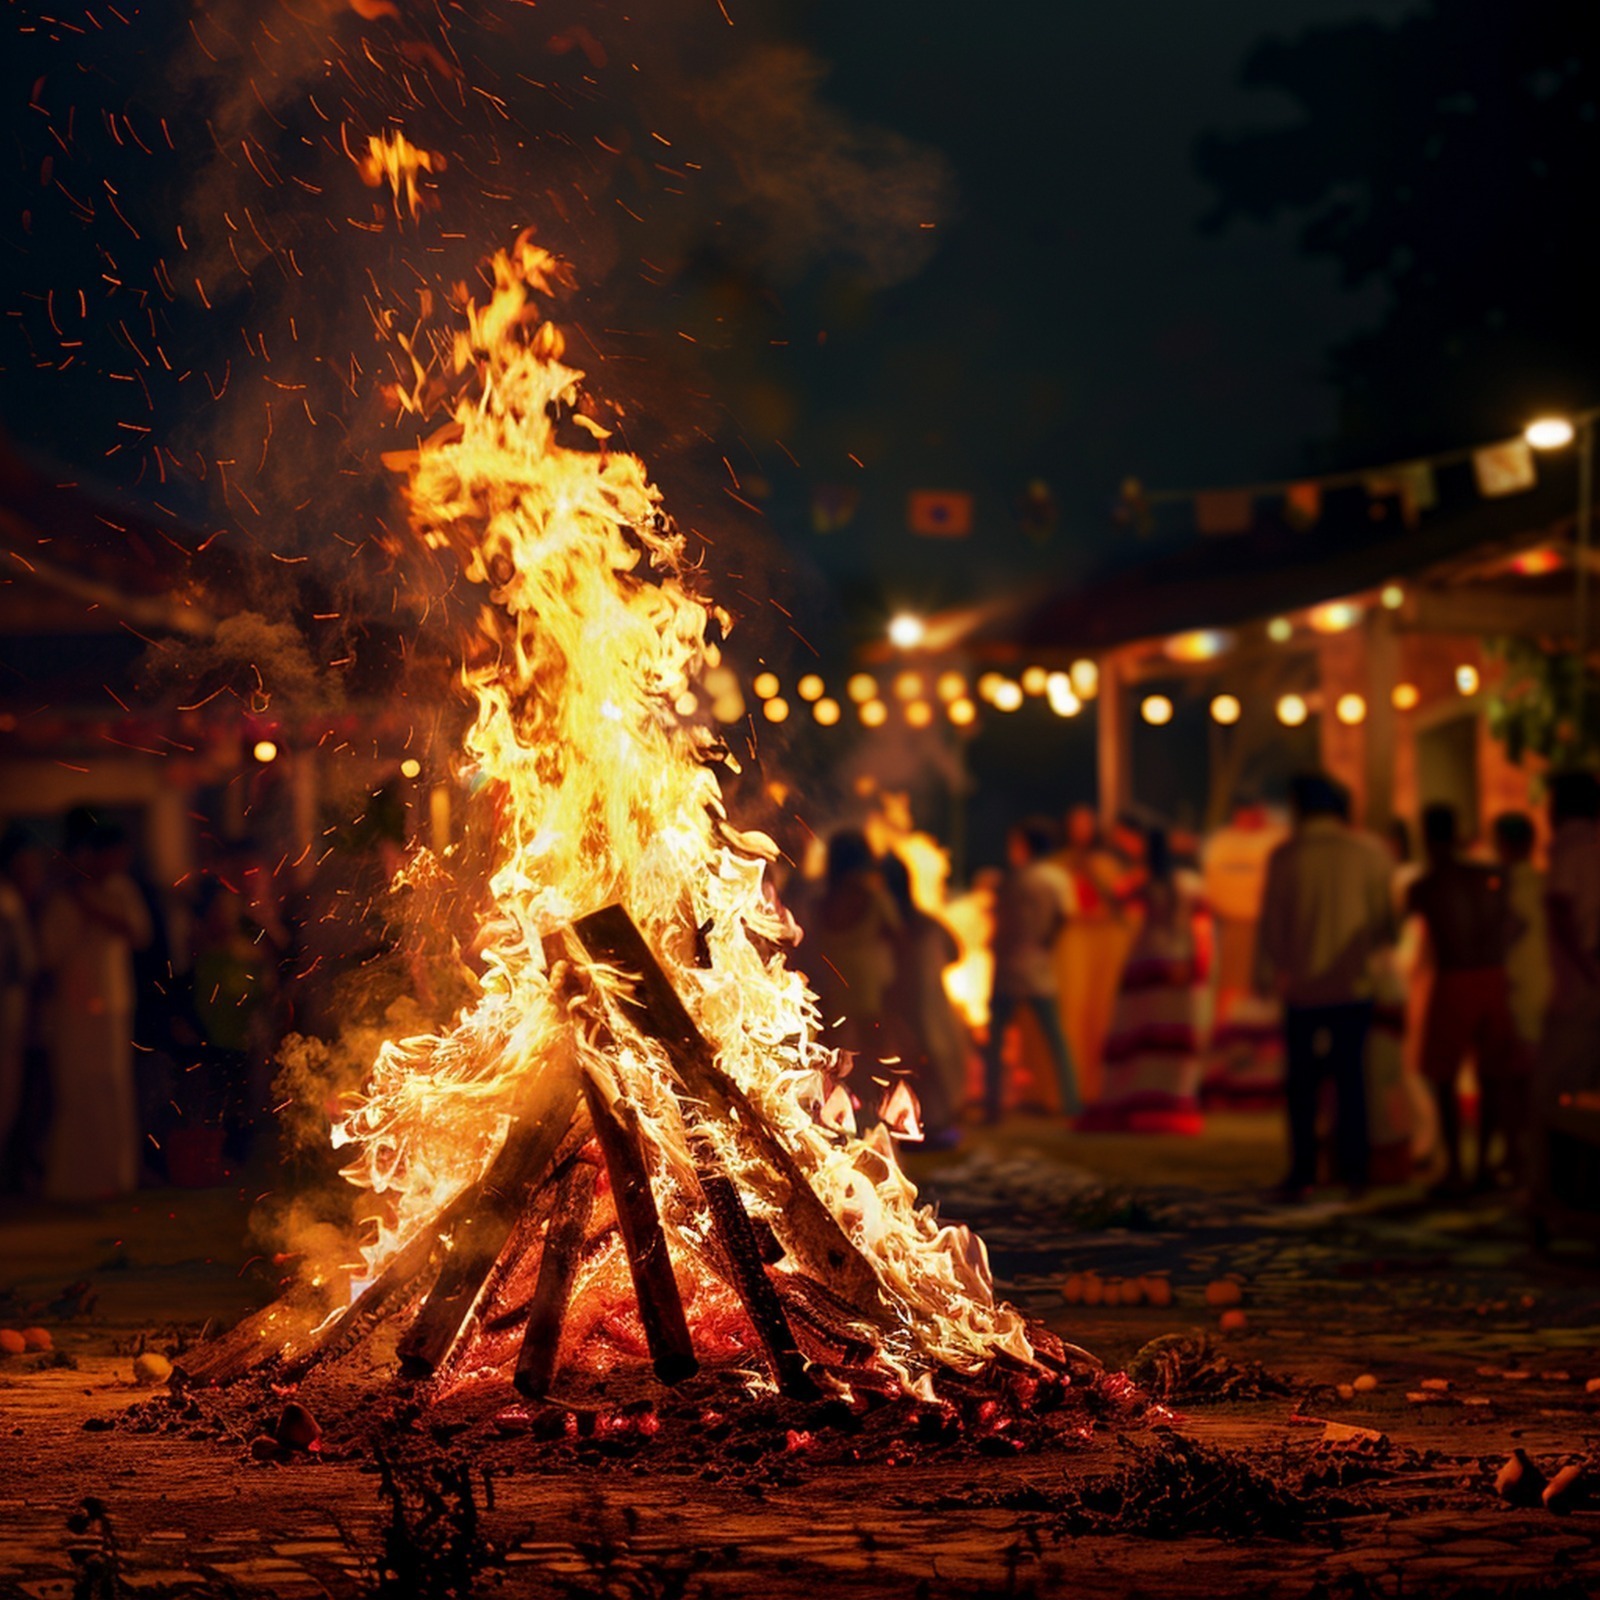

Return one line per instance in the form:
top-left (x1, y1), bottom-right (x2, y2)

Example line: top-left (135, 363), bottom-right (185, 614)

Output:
top-left (1536, 772), bottom-right (1600, 1103)
top-left (983, 817), bottom-right (1080, 1122)
top-left (1493, 810), bottom-right (1548, 1180)
top-left (1257, 771), bottom-right (1396, 1200)
top-left (1081, 827), bottom-right (1209, 1134)
top-left (1405, 803), bottom-right (1514, 1192)
top-left (801, 828), bottom-right (900, 1062)
top-left (37, 818), bottom-right (151, 1201)
top-left (879, 852), bottom-right (967, 1147)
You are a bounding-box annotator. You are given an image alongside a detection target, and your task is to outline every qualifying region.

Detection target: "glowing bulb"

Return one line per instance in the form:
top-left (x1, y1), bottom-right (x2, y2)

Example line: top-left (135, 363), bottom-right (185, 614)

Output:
top-left (1267, 617), bottom-right (1293, 643)
top-left (1047, 680), bottom-right (1081, 717)
top-left (894, 670), bottom-right (925, 701)
top-left (1310, 601), bottom-right (1362, 634)
top-left (1380, 583), bottom-right (1404, 610)
top-left (888, 612), bottom-right (926, 649)
top-left (948, 697), bottom-right (977, 726)
top-left (400, 757), bottom-right (422, 778)
top-left (1276, 693), bottom-right (1308, 727)
top-left (847, 672), bottom-right (877, 704)
top-left (753, 671), bottom-right (780, 700)
top-left (1141, 694), bottom-right (1173, 726)
top-left (1070, 658), bottom-right (1099, 698)
top-left (797, 673), bottom-right (825, 702)
top-left (813, 696), bottom-right (841, 726)
top-left (1525, 415), bottom-right (1576, 451)
top-left (977, 671), bottom-right (1005, 703)
top-left (1210, 694), bottom-right (1241, 726)
top-left (1392, 682), bottom-right (1420, 711)
top-left (906, 700), bottom-right (934, 728)
top-left (860, 697), bottom-right (888, 727)
top-left (1165, 629), bottom-right (1232, 663)
top-left (252, 740), bottom-right (278, 764)
top-left (763, 696), bottom-right (790, 723)
top-left (1456, 663), bottom-right (1480, 695)
top-left (1021, 665), bottom-right (1048, 695)
top-left (936, 671), bottom-right (967, 702)
top-left (992, 680), bottom-right (1024, 712)
top-left (1335, 693), bottom-right (1367, 726)
top-left (713, 694), bottom-right (745, 723)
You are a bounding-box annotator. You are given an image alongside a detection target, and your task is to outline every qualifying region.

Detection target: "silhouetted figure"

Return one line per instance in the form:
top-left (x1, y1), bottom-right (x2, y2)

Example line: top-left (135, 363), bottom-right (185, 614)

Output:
top-left (803, 829), bottom-right (900, 1061)
top-left (1493, 810), bottom-right (1548, 1181)
top-left (1257, 773), bottom-right (1396, 1199)
top-left (984, 817), bottom-right (1080, 1122)
top-left (1405, 804), bottom-right (1513, 1192)
top-left (1538, 771), bottom-right (1600, 1095)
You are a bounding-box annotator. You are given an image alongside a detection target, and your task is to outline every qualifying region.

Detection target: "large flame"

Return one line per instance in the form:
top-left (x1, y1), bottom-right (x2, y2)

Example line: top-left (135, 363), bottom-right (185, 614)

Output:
top-left (331, 234), bottom-right (1029, 1380)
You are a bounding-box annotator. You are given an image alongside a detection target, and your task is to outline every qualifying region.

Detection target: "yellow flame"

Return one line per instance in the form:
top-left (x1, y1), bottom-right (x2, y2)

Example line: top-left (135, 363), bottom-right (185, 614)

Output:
top-left (334, 235), bottom-right (1029, 1380)
top-left (357, 130), bottom-right (444, 220)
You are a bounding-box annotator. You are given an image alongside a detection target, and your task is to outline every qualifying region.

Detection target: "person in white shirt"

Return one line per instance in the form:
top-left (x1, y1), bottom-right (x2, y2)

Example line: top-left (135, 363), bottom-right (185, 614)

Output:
top-left (1256, 773), bottom-right (1397, 1200)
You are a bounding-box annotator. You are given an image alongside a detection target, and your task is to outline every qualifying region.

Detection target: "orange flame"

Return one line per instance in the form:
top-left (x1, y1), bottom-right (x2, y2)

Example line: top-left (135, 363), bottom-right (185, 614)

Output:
top-left (357, 130), bottom-right (444, 220)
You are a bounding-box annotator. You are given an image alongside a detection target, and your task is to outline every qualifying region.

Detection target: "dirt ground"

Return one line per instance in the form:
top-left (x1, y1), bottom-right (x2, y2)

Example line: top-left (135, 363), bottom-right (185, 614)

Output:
top-left (4, 1111), bottom-right (1600, 1599)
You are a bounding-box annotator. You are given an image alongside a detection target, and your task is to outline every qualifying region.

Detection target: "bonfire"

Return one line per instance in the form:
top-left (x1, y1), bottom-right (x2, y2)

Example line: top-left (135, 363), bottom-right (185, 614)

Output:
top-left (178, 224), bottom-right (1092, 1413)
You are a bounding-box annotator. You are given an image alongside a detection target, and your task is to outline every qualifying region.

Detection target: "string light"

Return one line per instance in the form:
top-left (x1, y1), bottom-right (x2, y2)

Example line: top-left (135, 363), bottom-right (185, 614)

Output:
top-left (1335, 693), bottom-right (1367, 726)
top-left (1210, 694), bottom-right (1241, 725)
top-left (977, 671), bottom-right (1005, 703)
top-left (763, 696), bottom-right (790, 723)
top-left (847, 672), bottom-right (877, 704)
top-left (859, 698), bottom-right (889, 727)
top-left (888, 613), bottom-right (926, 649)
top-left (936, 670), bottom-right (967, 702)
top-left (252, 740), bottom-right (278, 763)
top-left (992, 680), bottom-right (1024, 712)
top-left (400, 757), bottom-right (422, 778)
top-left (813, 697), bottom-right (841, 726)
top-left (905, 700), bottom-right (934, 728)
top-left (1392, 682), bottom-right (1420, 711)
top-left (1267, 617), bottom-right (1294, 642)
top-left (1070, 658), bottom-right (1099, 698)
top-left (1047, 675), bottom-right (1080, 717)
top-left (1141, 694), bottom-right (1173, 726)
top-left (1525, 416), bottom-right (1576, 450)
top-left (1276, 693), bottom-right (1308, 727)
top-left (796, 673), bottom-right (825, 702)
top-left (894, 670), bottom-right (925, 701)
top-left (1021, 665), bottom-right (1048, 695)
top-left (752, 671), bottom-right (780, 700)
top-left (1380, 583), bottom-right (1404, 609)
top-left (948, 697), bottom-right (977, 726)
top-left (1456, 663), bottom-right (1480, 695)
top-left (1165, 629), bottom-right (1232, 663)
top-left (1310, 601), bottom-right (1362, 634)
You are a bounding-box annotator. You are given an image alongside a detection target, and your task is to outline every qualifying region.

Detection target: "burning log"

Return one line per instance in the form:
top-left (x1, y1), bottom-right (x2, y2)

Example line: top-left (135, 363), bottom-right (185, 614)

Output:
top-left (514, 1157), bottom-right (599, 1399)
top-left (579, 1073), bottom-right (699, 1386)
top-left (397, 1079), bottom-right (580, 1378)
top-left (571, 905), bottom-right (886, 1318)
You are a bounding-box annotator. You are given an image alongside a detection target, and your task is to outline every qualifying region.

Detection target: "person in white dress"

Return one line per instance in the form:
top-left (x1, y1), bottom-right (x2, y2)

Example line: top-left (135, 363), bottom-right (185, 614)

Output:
top-left (39, 819), bottom-right (151, 1202)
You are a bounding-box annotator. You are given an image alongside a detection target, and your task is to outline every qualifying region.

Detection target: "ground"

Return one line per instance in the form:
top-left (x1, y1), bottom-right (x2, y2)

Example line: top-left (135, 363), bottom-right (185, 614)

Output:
top-left (3, 1112), bottom-right (1599, 1599)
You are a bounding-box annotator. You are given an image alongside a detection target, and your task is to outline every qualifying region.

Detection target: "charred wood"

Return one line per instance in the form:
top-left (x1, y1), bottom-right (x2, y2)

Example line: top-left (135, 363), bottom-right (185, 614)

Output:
top-left (514, 1157), bottom-right (599, 1398)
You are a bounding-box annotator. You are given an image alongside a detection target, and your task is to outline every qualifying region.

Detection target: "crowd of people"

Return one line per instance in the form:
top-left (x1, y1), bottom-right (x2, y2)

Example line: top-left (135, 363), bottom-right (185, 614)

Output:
top-left (793, 767), bottom-right (1600, 1203)
top-left (0, 809), bottom-right (293, 1203)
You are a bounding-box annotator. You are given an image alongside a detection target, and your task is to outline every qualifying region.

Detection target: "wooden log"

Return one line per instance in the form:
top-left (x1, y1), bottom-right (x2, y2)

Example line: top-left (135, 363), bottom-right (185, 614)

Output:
top-left (572, 904), bottom-right (885, 1317)
top-left (172, 1285), bottom-right (326, 1388)
top-left (580, 1073), bottom-right (699, 1385)
top-left (396, 1076), bottom-right (579, 1378)
top-left (513, 1157), bottom-right (599, 1398)
top-left (698, 1169), bottom-right (818, 1399)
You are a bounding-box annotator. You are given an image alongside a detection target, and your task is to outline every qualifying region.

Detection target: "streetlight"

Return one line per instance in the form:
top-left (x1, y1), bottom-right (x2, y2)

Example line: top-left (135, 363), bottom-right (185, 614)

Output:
top-left (887, 612), bottom-right (926, 650)
top-left (1525, 407), bottom-right (1598, 727)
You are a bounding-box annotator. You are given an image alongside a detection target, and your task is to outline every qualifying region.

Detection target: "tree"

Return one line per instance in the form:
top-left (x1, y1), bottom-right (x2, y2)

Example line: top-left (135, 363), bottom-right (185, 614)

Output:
top-left (1197, 3), bottom-right (1600, 462)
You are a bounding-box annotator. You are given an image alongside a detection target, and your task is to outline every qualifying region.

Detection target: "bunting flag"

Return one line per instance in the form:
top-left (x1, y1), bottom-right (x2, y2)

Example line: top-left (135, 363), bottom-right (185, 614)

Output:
top-left (1283, 481), bottom-right (1321, 530)
top-left (1363, 460), bottom-right (1437, 526)
top-left (1194, 489), bottom-right (1253, 536)
top-left (907, 488), bottom-right (973, 537)
top-left (1472, 439), bottom-right (1537, 499)
top-left (810, 483), bottom-right (859, 534)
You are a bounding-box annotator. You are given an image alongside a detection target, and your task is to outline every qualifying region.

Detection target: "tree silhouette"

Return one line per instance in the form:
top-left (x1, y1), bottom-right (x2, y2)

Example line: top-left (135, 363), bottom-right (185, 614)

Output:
top-left (1197, 2), bottom-right (1600, 460)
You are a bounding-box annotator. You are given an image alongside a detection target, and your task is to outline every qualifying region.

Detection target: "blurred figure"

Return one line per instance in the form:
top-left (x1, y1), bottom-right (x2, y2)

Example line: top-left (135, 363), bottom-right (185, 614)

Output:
top-left (1405, 803), bottom-right (1514, 1193)
top-left (1201, 794), bottom-right (1287, 1110)
top-left (1257, 773), bottom-right (1396, 1200)
top-left (984, 817), bottom-right (1080, 1122)
top-left (1493, 810), bottom-right (1548, 1179)
top-left (1081, 828), bottom-right (1207, 1134)
top-left (802, 829), bottom-right (900, 1061)
top-left (38, 815), bottom-right (151, 1202)
top-left (1055, 805), bottom-right (1134, 1102)
top-left (1537, 771), bottom-right (1600, 1097)
top-left (0, 826), bottom-right (39, 1184)
top-left (879, 852), bottom-right (966, 1147)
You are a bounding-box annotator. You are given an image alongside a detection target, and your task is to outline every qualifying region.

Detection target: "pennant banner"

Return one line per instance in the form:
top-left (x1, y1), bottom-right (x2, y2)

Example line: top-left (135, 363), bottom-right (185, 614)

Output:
top-left (1284, 481), bottom-right (1321, 531)
top-left (1472, 440), bottom-right (1537, 499)
top-left (907, 489), bottom-right (973, 538)
top-left (1363, 460), bottom-right (1437, 526)
top-left (1194, 489), bottom-right (1253, 536)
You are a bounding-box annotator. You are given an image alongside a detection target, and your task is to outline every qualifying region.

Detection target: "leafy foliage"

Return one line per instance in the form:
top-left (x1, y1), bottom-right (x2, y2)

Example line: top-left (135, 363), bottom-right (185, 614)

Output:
top-left (1485, 636), bottom-right (1600, 770)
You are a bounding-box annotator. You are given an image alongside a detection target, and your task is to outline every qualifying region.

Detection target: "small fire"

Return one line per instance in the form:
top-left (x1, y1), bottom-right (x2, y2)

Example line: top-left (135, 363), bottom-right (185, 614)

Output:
top-left (330, 229), bottom-right (1030, 1381)
top-left (357, 130), bottom-right (444, 220)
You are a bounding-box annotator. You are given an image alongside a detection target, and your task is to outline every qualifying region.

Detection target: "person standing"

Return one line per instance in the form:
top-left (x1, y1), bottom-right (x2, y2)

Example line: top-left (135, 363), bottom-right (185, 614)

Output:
top-left (1537, 771), bottom-right (1600, 1097)
top-left (801, 829), bottom-right (901, 1062)
top-left (984, 818), bottom-right (1080, 1123)
top-left (38, 817), bottom-right (151, 1202)
top-left (1256, 774), bottom-right (1397, 1200)
top-left (1493, 810), bottom-right (1549, 1180)
top-left (1405, 804), bottom-right (1514, 1192)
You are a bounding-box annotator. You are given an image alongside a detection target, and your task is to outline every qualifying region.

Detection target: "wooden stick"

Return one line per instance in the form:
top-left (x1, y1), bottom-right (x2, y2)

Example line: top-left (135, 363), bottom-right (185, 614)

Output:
top-left (697, 1168), bottom-right (818, 1399)
top-left (513, 1157), bottom-right (598, 1398)
top-left (580, 1073), bottom-right (699, 1385)
top-left (396, 1076), bottom-right (579, 1378)
top-left (572, 904), bottom-right (885, 1318)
